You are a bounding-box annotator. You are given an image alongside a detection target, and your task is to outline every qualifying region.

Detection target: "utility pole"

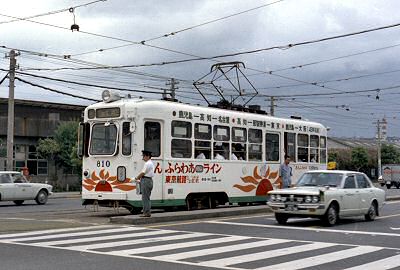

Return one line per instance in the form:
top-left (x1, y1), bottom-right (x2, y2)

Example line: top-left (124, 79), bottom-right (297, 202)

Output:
top-left (376, 120), bottom-right (382, 177)
top-left (166, 78), bottom-right (178, 100)
top-left (270, 96), bottom-right (275, 116)
top-left (6, 50), bottom-right (16, 171)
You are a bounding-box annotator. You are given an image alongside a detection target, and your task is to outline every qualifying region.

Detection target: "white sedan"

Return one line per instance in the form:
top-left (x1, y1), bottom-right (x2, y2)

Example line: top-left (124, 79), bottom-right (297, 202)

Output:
top-left (0, 171), bottom-right (53, 205)
top-left (268, 170), bottom-right (385, 226)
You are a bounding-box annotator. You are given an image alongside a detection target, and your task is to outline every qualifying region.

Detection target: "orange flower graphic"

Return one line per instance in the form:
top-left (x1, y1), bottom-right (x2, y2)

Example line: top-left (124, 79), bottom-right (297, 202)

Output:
top-left (233, 166), bottom-right (281, 195)
top-left (82, 169), bottom-right (135, 192)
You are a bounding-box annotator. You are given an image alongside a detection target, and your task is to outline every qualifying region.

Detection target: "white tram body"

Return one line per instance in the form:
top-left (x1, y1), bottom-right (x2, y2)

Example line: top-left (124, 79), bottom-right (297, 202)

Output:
top-left (79, 93), bottom-right (327, 212)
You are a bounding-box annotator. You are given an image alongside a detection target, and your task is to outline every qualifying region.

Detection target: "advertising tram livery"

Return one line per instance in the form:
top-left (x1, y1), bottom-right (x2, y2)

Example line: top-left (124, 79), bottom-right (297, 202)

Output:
top-left (78, 91), bottom-right (328, 213)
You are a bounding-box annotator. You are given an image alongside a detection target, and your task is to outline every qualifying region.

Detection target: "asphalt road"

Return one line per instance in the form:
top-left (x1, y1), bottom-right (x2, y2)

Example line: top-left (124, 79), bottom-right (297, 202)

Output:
top-left (0, 196), bottom-right (399, 270)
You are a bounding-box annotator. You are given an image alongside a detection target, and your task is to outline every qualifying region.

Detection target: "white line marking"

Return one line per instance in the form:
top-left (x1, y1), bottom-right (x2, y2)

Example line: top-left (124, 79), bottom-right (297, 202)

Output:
top-left (255, 246), bottom-right (382, 270)
top-left (343, 254), bottom-right (400, 270)
top-left (35, 229), bottom-right (176, 246)
top-left (107, 235), bottom-right (249, 256)
top-left (199, 242), bottom-right (334, 268)
top-left (153, 238), bottom-right (291, 261)
top-left (67, 232), bottom-right (211, 251)
top-left (378, 213), bottom-right (400, 219)
top-left (5, 227), bottom-right (142, 242)
top-left (0, 225), bottom-right (113, 239)
top-left (207, 221), bottom-right (400, 237)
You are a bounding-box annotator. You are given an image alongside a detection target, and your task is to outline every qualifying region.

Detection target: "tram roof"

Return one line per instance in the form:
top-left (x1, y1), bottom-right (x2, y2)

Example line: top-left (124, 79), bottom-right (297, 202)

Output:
top-left (87, 98), bottom-right (326, 129)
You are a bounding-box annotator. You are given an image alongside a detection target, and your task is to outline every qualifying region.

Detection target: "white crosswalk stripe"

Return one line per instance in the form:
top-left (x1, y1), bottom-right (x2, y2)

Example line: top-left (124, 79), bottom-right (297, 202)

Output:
top-left (343, 254), bottom-right (400, 270)
top-left (152, 238), bottom-right (290, 261)
top-left (1, 225), bottom-right (400, 270)
top-left (106, 235), bottom-right (250, 256)
top-left (3, 226), bottom-right (142, 242)
top-left (255, 246), bottom-right (383, 270)
top-left (198, 242), bottom-right (335, 268)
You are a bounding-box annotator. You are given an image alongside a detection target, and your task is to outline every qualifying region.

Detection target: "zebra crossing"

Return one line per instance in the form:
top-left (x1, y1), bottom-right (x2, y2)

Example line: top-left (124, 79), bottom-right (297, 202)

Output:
top-left (1, 225), bottom-right (400, 270)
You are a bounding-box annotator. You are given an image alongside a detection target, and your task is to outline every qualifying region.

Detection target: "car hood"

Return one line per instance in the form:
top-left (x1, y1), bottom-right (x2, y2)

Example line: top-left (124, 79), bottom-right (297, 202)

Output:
top-left (268, 186), bottom-right (337, 196)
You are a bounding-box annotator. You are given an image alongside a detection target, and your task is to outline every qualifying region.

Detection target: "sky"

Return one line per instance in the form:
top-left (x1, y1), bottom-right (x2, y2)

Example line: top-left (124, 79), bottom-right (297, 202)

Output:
top-left (0, 0), bottom-right (400, 138)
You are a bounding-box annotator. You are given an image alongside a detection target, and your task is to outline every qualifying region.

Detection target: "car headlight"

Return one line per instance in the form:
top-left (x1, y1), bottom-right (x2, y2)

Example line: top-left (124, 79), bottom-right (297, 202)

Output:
top-left (312, 196), bottom-right (319, 203)
top-left (276, 195), bottom-right (282, 201)
top-left (305, 195), bottom-right (312, 203)
top-left (280, 196), bottom-right (287, 202)
top-left (270, 194), bottom-right (276, 201)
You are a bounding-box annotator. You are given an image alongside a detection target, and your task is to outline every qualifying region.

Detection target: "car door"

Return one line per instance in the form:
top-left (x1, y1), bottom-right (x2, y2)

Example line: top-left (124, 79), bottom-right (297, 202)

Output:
top-left (12, 174), bottom-right (34, 199)
top-left (356, 174), bottom-right (374, 213)
top-left (0, 174), bottom-right (15, 200)
top-left (341, 175), bottom-right (361, 216)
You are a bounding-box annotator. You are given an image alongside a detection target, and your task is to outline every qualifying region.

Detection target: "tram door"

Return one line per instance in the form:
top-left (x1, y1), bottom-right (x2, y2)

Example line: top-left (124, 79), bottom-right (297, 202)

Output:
top-left (143, 121), bottom-right (164, 201)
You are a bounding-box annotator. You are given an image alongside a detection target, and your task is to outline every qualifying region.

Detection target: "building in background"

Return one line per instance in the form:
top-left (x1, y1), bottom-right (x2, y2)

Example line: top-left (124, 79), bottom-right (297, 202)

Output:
top-left (0, 98), bottom-right (84, 190)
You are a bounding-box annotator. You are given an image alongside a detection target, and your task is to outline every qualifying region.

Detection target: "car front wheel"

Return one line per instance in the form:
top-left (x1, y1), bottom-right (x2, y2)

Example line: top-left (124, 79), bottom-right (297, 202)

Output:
top-left (35, 190), bottom-right (48, 205)
top-left (13, 200), bottom-right (24, 206)
top-left (322, 204), bottom-right (338, 226)
top-left (275, 213), bottom-right (289, 225)
top-left (365, 202), bottom-right (377, 221)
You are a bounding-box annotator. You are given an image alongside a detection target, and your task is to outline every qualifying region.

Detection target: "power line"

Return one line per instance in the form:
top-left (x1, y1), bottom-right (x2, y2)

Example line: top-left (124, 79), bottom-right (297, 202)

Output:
top-left (7, 20), bottom-right (400, 71)
top-left (71, 0), bottom-right (285, 56)
top-left (9, 70), bottom-right (169, 95)
top-left (0, 0), bottom-right (107, 25)
top-left (15, 77), bottom-right (100, 102)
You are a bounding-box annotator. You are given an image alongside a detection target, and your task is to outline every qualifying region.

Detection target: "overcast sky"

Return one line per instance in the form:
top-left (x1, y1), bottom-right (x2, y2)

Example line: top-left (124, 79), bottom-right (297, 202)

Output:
top-left (1, 0), bottom-right (400, 138)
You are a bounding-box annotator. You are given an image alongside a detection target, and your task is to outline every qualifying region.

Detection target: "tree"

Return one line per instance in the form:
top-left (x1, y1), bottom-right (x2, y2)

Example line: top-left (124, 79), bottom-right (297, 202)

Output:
top-left (37, 121), bottom-right (80, 172)
top-left (351, 147), bottom-right (368, 171)
top-left (36, 138), bottom-right (60, 161)
top-left (381, 144), bottom-right (400, 164)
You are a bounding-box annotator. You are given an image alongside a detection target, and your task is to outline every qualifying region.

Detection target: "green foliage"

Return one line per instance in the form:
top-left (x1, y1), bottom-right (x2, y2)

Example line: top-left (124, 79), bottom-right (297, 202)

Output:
top-left (54, 121), bottom-right (79, 170)
top-left (381, 144), bottom-right (400, 164)
top-left (37, 122), bottom-right (80, 173)
top-left (70, 142), bottom-right (82, 176)
top-left (37, 138), bottom-right (60, 160)
top-left (328, 149), bottom-right (353, 170)
top-left (351, 147), bottom-right (369, 171)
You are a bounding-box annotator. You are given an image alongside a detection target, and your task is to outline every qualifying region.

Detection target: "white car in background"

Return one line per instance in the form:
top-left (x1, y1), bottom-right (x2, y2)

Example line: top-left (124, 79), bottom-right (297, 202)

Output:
top-left (268, 170), bottom-right (385, 226)
top-left (0, 171), bottom-right (53, 205)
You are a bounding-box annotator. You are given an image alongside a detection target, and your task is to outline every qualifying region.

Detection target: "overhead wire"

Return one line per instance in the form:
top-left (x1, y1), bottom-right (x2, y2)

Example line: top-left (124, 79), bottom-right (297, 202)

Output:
top-left (15, 77), bottom-right (100, 102)
top-left (0, 0), bottom-right (107, 25)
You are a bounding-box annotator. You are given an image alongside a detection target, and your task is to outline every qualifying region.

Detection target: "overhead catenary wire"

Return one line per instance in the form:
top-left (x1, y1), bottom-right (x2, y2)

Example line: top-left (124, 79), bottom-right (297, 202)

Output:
top-left (71, 0), bottom-right (285, 57)
top-left (15, 77), bottom-right (100, 102)
top-left (0, 0), bottom-right (107, 25)
top-left (11, 70), bottom-right (169, 95)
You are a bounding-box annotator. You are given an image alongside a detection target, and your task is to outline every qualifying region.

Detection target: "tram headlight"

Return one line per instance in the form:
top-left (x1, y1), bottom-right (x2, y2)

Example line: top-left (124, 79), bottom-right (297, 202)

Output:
top-left (102, 90), bottom-right (121, 103)
top-left (117, 166), bottom-right (126, 182)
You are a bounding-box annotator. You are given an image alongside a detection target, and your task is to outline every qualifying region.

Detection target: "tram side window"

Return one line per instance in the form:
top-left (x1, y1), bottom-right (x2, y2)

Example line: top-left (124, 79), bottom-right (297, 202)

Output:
top-left (144, 122), bottom-right (161, 157)
top-left (310, 135), bottom-right (319, 163)
top-left (284, 132), bottom-right (296, 162)
top-left (122, 122), bottom-right (132, 156)
top-left (195, 123), bottom-right (211, 159)
top-left (297, 134), bottom-right (309, 162)
top-left (248, 128), bottom-right (262, 161)
top-left (213, 125), bottom-right (229, 160)
top-left (320, 136), bottom-right (327, 164)
top-left (231, 127), bottom-right (247, 160)
top-left (171, 121), bottom-right (192, 158)
top-left (266, 133), bottom-right (280, 162)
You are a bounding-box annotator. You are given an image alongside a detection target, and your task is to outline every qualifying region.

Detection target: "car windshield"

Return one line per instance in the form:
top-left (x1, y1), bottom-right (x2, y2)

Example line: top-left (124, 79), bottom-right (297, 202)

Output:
top-left (296, 172), bottom-right (343, 187)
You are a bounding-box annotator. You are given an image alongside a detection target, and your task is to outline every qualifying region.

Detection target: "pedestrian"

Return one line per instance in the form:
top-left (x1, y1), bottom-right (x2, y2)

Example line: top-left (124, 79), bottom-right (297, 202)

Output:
top-left (134, 150), bottom-right (154, 217)
top-left (280, 155), bottom-right (293, 188)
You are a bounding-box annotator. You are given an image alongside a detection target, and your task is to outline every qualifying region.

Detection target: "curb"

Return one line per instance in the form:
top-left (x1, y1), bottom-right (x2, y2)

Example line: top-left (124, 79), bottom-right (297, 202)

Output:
top-left (110, 205), bottom-right (271, 225)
